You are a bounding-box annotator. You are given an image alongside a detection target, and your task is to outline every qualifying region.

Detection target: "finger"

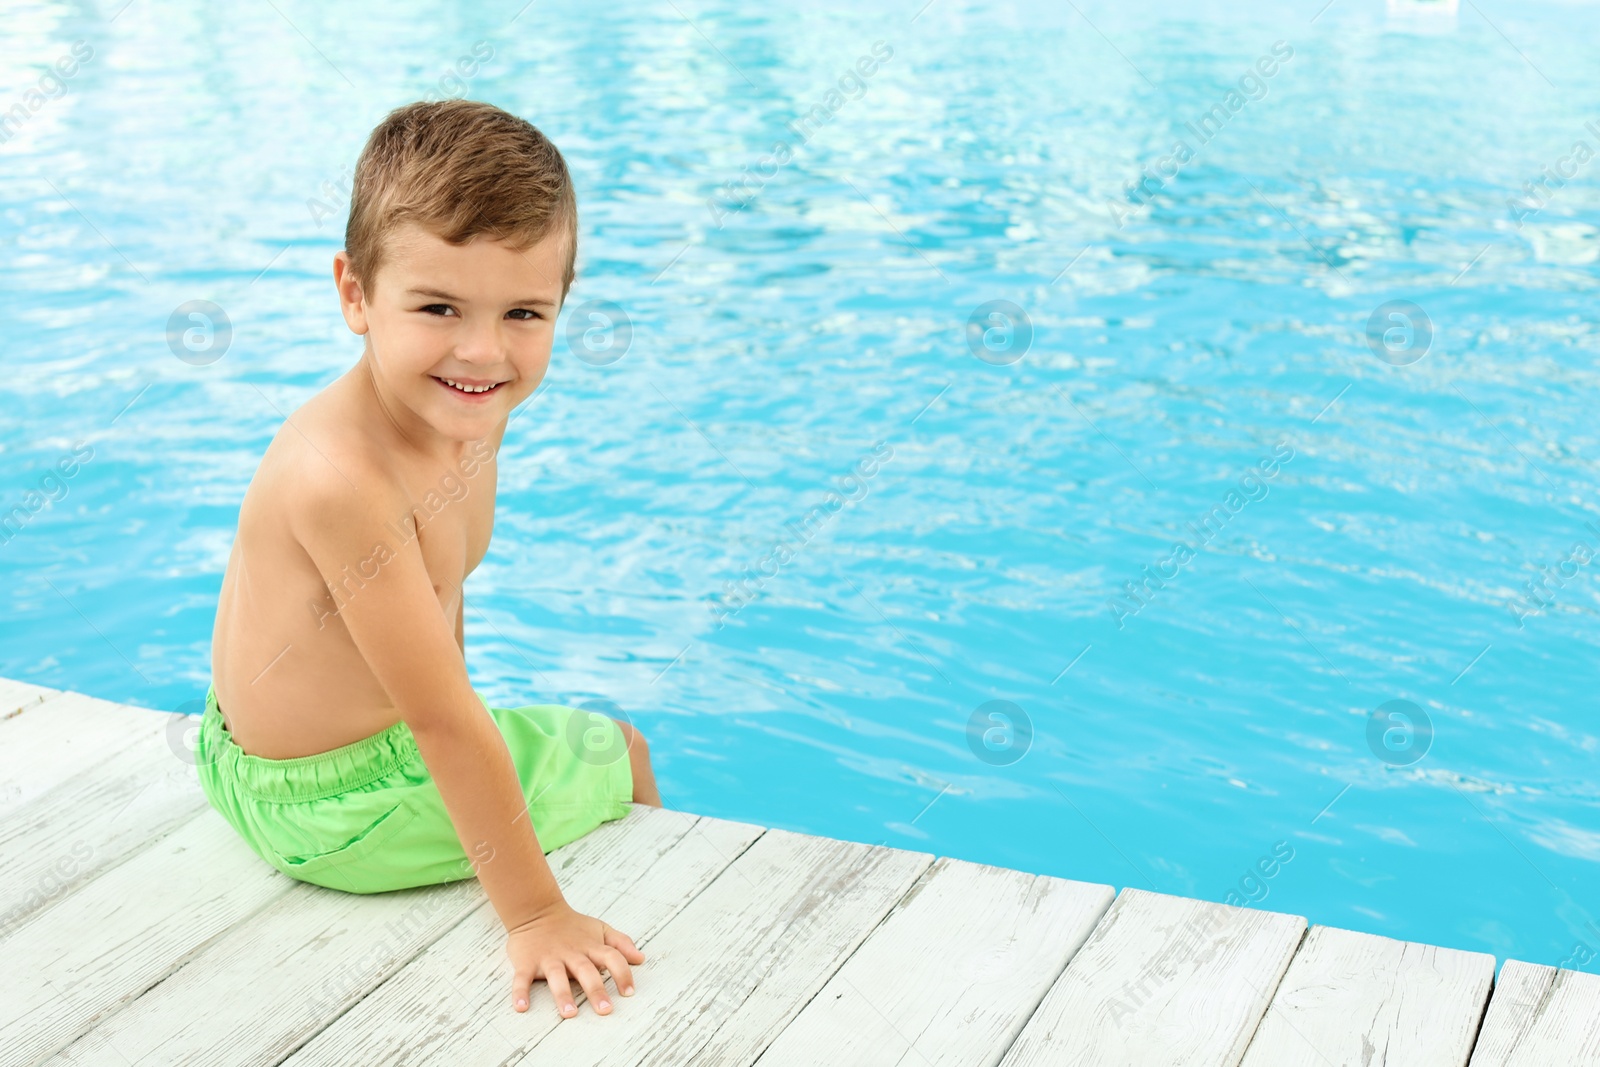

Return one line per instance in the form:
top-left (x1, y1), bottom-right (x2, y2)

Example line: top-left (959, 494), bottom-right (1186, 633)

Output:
top-left (512, 965), bottom-right (534, 1013)
top-left (595, 945), bottom-right (636, 996)
top-left (543, 959), bottom-right (578, 1020)
top-left (568, 957), bottom-right (613, 1015)
top-left (603, 924), bottom-right (646, 963)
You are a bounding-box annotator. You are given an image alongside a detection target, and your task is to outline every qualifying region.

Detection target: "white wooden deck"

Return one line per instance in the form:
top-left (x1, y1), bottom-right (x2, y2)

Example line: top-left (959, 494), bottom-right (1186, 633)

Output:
top-left (2, 676), bottom-right (1597, 1067)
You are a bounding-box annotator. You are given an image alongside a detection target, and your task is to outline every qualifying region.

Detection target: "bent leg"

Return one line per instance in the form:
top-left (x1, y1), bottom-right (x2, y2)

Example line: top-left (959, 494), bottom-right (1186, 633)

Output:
top-left (613, 719), bottom-right (663, 807)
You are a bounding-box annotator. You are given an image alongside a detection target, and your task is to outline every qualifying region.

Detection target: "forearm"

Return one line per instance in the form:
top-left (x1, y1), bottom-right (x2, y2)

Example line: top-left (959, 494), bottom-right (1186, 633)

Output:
top-left (411, 707), bottom-right (564, 928)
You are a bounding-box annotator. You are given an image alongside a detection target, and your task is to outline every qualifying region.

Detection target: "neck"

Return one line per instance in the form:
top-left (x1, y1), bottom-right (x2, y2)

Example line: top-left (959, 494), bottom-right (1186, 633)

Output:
top-left (350, 349), bottom-right (470, 467)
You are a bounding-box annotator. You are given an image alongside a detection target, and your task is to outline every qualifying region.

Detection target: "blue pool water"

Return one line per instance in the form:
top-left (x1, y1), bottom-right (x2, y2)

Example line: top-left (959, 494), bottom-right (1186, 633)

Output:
top-left (3, 0), bottom-right (1598, 972)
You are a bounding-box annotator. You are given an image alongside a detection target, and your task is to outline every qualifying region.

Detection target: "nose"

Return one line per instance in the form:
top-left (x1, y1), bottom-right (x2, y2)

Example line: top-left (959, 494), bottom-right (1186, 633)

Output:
top-left (453, 313), bottom-right (504, 367)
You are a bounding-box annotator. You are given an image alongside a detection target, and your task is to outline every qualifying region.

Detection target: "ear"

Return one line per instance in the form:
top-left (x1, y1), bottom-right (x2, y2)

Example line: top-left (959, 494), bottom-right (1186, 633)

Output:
top-left (332, 251), bottom-right (371, 336)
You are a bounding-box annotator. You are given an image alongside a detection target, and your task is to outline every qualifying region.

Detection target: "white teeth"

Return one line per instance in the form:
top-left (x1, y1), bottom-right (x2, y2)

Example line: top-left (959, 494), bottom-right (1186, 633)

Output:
top-left (440, 378), bottom-right (498, 394)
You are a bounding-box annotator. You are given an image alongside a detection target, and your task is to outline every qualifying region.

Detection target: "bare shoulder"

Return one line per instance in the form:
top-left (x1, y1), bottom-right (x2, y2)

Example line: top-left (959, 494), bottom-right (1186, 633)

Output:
top-left (256, 391), bottom-right (407, 547)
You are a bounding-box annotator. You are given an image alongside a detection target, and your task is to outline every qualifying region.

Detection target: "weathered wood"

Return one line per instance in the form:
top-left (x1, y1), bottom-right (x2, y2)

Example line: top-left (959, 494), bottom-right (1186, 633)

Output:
top-left (2, 680), bottom-right (1592, 1067)
top-left (44, 873), bottom-right (486, 1065)
top-left (283, 806), bottom-right (764, 1067)
top-left (1240, 924), bottom-right (1495, 1066)
top-left (756, 856), bottom-right (1116, 1066)
top-left (0, 722), bottom-right (207, 936)
top-left (1469, 960), bottom-right (1600, 1066)
top-left (0, 691), bottom-right (167, 819)
top-left (0, 676), bottom-right (59, 718)
top-left (0, 810), bottom-right (294, 1064)
top-left (506, 828), bottom-right (933, 1067)
top-left (998, 888), bottom-right (1306, 1067)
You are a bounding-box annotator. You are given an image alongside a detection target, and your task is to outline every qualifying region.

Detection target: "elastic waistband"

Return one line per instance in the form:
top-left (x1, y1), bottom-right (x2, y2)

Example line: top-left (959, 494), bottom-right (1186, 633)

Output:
top-left (201, 685), bottom-right (421, 803)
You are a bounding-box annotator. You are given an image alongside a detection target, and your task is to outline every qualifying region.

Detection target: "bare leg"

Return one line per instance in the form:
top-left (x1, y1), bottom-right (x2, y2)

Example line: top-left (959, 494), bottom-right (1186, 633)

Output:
top-left (613, 719), bottom-right (663, 807)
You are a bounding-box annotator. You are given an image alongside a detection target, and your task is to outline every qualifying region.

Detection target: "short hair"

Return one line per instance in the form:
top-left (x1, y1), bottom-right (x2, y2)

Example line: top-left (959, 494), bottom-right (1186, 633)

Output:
top-left (344, 99), bottom-right (578, 305)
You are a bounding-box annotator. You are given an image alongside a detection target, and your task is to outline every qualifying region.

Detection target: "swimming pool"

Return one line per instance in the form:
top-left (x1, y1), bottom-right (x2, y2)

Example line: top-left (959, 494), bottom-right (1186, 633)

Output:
top-left (3, 0), bottom-right (1597, 973)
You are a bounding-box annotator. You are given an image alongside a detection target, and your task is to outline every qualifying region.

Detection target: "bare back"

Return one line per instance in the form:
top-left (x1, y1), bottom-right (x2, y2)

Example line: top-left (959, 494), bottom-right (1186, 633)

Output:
top-left (211, 369), bottom-right (502, 758)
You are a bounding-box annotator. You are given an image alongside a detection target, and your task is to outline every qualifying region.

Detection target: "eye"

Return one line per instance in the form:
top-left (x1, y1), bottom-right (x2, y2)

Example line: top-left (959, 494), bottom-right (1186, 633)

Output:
top-left (507, 308), bottom-right (542, 321)
top-left (419, 304), bottom-right (457, 317)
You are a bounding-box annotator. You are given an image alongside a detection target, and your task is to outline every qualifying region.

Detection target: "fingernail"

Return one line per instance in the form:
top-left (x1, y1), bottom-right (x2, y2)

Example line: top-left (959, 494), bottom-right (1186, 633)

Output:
top-left (599, 999), bottom-right (611, 1010)
top-left (564, 1003), bottom-right (575, 1015)
top-left (624, 985), bottom-right (635, 996)
top-left (516, 998), bottom-right (526, 1010)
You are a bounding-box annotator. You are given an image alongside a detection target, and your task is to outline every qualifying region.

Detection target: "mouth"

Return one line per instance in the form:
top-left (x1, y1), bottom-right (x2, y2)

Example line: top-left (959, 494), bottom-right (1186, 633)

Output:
top-left (432, 376), bottom-right (508, 402)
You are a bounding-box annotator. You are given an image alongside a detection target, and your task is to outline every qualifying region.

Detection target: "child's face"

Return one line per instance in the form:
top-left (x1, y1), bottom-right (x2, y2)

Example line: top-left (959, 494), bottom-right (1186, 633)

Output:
top-left (335, 221), bottom-right (566, 444)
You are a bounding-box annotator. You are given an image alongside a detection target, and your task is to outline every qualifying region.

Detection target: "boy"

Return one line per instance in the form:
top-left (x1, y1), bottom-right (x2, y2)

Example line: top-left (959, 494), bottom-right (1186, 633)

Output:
top-left (197, 99), bottom-right (662, 1022)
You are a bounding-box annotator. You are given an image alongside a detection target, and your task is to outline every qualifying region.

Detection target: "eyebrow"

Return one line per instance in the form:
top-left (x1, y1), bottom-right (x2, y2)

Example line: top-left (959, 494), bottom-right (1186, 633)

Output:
top-left (405, 286), bottom-right (558, 308)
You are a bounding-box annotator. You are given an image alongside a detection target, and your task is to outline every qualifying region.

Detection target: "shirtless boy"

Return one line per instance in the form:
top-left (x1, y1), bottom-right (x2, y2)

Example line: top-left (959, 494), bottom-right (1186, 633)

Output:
top-left (198, 98), bottom-right (662, 1022)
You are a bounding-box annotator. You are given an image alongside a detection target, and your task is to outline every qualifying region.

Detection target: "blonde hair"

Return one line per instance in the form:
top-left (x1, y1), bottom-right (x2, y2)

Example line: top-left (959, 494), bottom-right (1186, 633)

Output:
top-left (344, 99), bottom-right (578, 304)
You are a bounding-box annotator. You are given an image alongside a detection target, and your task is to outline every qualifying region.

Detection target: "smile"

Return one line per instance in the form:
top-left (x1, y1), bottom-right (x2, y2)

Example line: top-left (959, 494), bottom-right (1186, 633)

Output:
top-left (433, 376), bottom-right (506, 400)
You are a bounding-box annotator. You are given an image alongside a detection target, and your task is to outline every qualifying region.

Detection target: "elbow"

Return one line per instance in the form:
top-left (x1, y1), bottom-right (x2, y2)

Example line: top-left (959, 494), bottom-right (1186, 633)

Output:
top-left (401, 690), bottom-right (486, 740)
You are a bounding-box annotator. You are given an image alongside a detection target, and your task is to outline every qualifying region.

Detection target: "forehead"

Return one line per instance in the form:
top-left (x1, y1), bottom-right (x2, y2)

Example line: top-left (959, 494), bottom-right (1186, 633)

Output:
top-left (379, 221), bottom-right (565, 300)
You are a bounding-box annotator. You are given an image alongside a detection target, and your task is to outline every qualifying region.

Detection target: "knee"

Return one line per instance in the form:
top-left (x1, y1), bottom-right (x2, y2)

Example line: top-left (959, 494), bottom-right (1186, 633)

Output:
top-left (613, 718), bottom-right (649, 754)
top-left (612, 717), bottom-right (661, 806)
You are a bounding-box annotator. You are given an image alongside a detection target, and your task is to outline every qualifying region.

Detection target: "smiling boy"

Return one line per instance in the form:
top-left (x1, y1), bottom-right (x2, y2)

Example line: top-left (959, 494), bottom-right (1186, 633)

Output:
top-left (198, 99), bottom-right (661, 1021)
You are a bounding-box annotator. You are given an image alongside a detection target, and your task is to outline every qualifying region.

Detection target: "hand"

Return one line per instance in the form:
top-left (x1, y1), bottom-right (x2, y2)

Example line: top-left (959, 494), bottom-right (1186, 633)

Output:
top-left (507, 901), bottom-right (645, 1018)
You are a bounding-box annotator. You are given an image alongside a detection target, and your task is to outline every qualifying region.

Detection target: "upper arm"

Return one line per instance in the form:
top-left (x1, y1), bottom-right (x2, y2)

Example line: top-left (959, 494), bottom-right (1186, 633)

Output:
top-left (291, 461), bottom-right (476, 736)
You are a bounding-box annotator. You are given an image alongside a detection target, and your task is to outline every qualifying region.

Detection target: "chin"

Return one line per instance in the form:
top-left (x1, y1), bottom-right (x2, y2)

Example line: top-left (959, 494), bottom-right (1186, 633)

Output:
top-left (432, 414), bottom-right (500, 441)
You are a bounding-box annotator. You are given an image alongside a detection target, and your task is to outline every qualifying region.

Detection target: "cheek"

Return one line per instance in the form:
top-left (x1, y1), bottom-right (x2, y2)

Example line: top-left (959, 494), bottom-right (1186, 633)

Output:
top-left (375, 315), bottom-right (446, 369)
top-left (513, 333), bottom-right (554, 376)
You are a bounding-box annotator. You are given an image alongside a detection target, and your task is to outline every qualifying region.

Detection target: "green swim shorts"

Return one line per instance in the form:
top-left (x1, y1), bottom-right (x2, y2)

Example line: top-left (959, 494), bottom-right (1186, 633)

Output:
top-left (193, 685), bottom-right (634, 895)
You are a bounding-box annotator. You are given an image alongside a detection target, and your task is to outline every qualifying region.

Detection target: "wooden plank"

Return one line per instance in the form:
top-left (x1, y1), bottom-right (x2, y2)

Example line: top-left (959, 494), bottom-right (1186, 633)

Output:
top-left (0, 810), bottom-right (295, 1064)
top-left (45, 877), bottom-right (485, 1065)
top-left (1240, 924), bottom-right (1495, 1066)
top-left (998, 887), bottom-right (1306, 1067)
top-left (757, 856), bottom-right (1116, 1066)
top-left (0, 675), bottom-right (60, 718)
top-left (282, 806), bottom-right (765, 1067)
top-left (0, 721), bottom-right (208, 937)
top-left (505, 828), bottom-right (934, 1067)
top-left (1469, 960), bottom-right (1600, 1066)
top-left (45, 805), bottom-right (705, 1066)
top-left (0, 691), bottom-right (166, 819)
